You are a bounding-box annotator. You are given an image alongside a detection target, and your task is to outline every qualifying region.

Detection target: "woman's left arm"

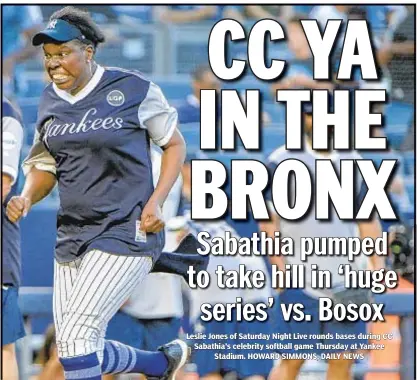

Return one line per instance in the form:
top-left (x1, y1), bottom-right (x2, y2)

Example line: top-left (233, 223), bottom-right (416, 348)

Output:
top-left (142, 130), bottom-right (186, 232)
top-left (138, 82), bottom-right (186, 232)
top-left (150, 129), bottom-right (186, 207)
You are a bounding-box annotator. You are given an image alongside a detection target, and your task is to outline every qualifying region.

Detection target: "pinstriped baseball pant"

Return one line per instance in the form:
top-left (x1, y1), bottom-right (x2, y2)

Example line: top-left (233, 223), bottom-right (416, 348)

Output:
top-left (53, 249), bottom-right (152, 360)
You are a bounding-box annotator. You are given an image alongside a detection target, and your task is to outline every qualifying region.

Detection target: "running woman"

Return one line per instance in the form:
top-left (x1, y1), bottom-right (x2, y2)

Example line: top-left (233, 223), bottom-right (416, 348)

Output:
top-left (7, 7), bottom-right (187, 380)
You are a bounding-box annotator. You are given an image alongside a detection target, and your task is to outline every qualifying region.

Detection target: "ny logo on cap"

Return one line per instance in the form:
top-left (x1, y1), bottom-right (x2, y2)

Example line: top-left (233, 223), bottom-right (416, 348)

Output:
top-left (48, 19), bottom-right (58, 29)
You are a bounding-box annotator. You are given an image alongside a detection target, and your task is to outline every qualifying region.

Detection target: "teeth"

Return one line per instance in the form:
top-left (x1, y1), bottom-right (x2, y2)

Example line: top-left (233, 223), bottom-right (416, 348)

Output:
top-left (52, 74), bottom-right (68, 81)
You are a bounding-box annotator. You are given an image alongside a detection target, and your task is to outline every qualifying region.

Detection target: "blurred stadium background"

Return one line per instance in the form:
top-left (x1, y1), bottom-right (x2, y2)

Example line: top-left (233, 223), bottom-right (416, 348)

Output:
top-left (2, 4), bottom-right (415, 380)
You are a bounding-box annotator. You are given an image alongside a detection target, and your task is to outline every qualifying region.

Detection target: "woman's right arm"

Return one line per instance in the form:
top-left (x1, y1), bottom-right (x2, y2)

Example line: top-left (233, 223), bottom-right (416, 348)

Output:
top-left (22, 167), bottom-right (57, 204)
top-left (6, 130), bottom-right (57, 223)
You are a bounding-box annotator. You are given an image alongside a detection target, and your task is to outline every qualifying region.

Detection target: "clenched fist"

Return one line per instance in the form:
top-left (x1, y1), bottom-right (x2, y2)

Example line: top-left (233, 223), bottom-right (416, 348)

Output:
top-left (140, 200), bottom-right (165, 233)
top-left (6, 196), bottom-right (31, 223)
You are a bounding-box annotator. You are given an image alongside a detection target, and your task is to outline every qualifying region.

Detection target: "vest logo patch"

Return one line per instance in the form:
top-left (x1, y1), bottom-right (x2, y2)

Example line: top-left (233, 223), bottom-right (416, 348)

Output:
top-left (107, 90), bottom-right (125, 107)
top-left (135, 221), bottom-right (147, 243)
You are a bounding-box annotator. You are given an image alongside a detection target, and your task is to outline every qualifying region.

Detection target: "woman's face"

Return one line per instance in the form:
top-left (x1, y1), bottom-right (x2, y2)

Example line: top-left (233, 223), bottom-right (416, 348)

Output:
top-left (43, 41), bottom-right (94, 95)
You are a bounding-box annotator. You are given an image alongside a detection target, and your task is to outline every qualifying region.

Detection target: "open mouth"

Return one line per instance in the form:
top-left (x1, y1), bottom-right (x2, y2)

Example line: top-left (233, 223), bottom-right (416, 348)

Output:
top-left (51, 73), bottom-right (71, 85)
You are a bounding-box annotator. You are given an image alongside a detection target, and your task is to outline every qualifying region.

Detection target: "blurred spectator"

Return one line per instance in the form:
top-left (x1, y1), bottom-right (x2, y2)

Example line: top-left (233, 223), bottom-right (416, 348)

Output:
top-left (237, 90), bottom-right (272, 127)
top-left (111, 5), bottom-right (155, 24)
top-left (292, 5), bottom-right (315, 16)
top-left (308, 4), bottom-right (355, 68)
top-left (176, 65), bottom-right (220, 124)
top-left (310, 5), bottom-right (407, 45)
top-left (271, 16), bottom-right (334, 93)
top-left (310, 5), bottom-right (406, 62)
top-left (35, 325), bottom-right (64, 380)
top-left (174, 65), bottom-right (270, 130)
top-left (243, 5), bottom-right (294, 23)
top-left (157, 5), bottom-right (245, 24)
top-left (2, 97), bottom-right (25, 380)
top-left (309, 5), bottom-right (352, 29)
top-left (389, 6), bottom-right (415, 104)
top-left (366, 5), bottom-right (408, 42)
top-left (2, 5), bottom-right (43, 97)
top-left (401, 117), bottom-right (415, 151)
top-left (343, 7), bottom-right (392, 94)
top-left (309, 6), bottom-right (398, 94)
top-left (347, 6), bottom-right (412, 102)
top-left (285, 15), bottom-right (312, 61)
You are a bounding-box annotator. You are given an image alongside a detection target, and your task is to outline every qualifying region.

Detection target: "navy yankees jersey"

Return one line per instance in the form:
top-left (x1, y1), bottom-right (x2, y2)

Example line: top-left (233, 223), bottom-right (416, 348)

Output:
top-left (23, 66), bottom-right (178, 263)
top-left (2, 98), bottom-right (24, 286)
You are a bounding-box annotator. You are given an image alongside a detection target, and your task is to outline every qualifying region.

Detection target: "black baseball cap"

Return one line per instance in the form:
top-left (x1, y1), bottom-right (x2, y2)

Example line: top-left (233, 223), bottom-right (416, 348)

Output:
top-left (32, 19), bottom-right (86, 46)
